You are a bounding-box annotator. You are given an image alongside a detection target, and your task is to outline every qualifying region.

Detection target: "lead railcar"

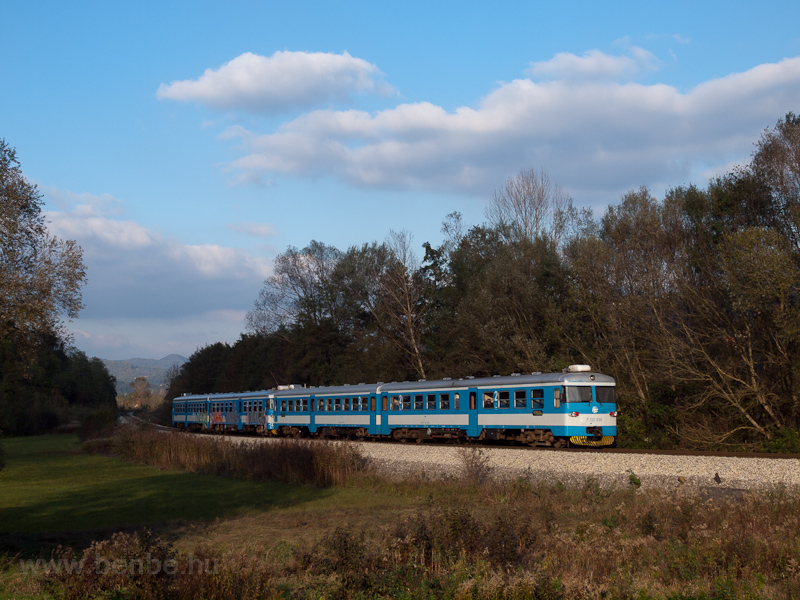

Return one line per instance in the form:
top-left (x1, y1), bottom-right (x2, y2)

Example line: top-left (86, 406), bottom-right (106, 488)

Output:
top-left (172, 365), bottom-right (617, 447)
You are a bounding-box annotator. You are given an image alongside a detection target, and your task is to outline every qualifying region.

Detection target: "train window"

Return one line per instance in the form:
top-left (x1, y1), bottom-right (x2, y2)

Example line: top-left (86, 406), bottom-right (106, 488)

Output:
top-left (483, 392), bottom-right (494, 409)
top-left (334, 398), bottom-right (341, 412)
top-left (427, 394), bottom-right (436, 410)
top-left (402, 395), bottom-right (411, 411)
top-left (326, 398), bottom-right (333, 412)
top-left (344, 397), bottom-right (351, 411)
top-left (415, 395), bottom-right (423, 410)
top-left (291, 399), bottom-right (297, 412)
top-left (317, 399), bottom-right (324, 412)
top-left (515, 390), bottom-right (527, 408)
top-left (498, 391), bottom-right (510, 409)
top-left (531, 389), bottom-right (544, 408)
top-left (391, 396), bottom-right (400, 411)
top-left (301, 399), bottom-right (308, 412)
top-left (565, 386), bottom-right (593, 403)
top-left (281, 400), bottom-right (286, 412)
top-left (595, 387), bottom-right (614, 404)
top-left (440, 393), bottom-right (450, 410)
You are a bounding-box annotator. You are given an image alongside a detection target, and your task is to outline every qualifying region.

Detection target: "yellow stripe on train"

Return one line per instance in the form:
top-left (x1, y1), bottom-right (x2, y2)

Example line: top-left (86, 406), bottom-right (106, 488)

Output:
top-left (570, 436), bottom-right (615, 447)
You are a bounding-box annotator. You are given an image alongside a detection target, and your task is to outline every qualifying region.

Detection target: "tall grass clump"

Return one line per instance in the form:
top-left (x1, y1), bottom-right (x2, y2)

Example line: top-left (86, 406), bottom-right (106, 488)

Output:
top-left (456, 445), bottom-right (494, 486)
top-left (110, 427), bottom-right (370, 487)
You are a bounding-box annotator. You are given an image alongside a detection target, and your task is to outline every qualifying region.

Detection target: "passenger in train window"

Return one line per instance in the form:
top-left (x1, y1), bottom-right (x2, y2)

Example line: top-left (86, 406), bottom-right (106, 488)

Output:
top-left (391, 396), bottom-right (400, 410)
top-left (318, 399), bottom-right (325, 412)
top-left (281, 400), bottom-right (286, 412)
top-left (483, 392), bottom-right (494, 409)
top-left (327, 398), bottom-right (333, 412)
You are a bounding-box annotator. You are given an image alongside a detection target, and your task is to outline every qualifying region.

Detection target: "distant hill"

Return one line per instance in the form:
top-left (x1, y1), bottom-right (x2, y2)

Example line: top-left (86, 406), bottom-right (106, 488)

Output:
top-left (102, 354), bottom-right (188, 396)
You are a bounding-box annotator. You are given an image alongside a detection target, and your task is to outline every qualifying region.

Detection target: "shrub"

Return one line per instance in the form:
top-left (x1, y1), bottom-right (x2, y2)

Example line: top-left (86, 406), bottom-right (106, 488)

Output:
top-left (45, 530), bottom-right (175, 599)
top-left (77, 405), bottom-right (119, 441)
top-left (764, 427), bottom-right (800, 453)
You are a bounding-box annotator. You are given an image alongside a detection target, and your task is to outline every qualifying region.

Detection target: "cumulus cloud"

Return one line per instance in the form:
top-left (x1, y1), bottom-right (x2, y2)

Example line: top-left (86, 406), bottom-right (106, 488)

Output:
top-left (214, 54), bottom-right (800, 201)
top-left (157, 50), bottom-right (392, 114)
top-left (44, 194), bottom-right (271, 360)
top-left (527, 47), bottom-right (659, 81)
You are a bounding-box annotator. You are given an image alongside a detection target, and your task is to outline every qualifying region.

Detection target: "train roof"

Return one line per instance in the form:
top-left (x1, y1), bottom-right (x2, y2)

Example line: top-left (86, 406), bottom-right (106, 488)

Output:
top-left (174, 368), bottom-right (614, 402)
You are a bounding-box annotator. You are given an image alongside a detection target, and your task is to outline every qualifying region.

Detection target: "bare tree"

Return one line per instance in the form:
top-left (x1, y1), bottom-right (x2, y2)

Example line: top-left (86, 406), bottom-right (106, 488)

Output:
top-left (485, 168), bottom-right (577, 247)
top-left (360, 231), bottom-right (429, 379)
top-left (246, 240), bottom-right (343, 335)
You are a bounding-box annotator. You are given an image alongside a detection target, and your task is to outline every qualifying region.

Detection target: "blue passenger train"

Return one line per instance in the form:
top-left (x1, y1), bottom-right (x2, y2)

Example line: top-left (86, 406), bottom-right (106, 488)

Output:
top-left (172, 365), bottom-right (617, 447)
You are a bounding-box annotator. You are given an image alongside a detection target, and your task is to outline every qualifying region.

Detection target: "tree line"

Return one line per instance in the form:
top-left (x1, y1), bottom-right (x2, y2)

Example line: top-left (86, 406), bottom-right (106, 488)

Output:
top-left (1, 140), bottom-right (117, 436)
top-left (164, 112), bottom-right (795, 450)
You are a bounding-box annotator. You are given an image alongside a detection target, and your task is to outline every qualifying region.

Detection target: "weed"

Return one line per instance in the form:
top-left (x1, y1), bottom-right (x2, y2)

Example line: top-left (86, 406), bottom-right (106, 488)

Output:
top-left (456, 445), bottom-right (493, 486)
top-left (627, 468), bottom-right (642, 488)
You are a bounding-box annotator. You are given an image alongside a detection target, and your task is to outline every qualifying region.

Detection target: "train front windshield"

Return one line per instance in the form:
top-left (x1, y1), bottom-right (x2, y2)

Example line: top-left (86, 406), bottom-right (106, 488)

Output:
top-left (564, 386), bottom-right (615, 404)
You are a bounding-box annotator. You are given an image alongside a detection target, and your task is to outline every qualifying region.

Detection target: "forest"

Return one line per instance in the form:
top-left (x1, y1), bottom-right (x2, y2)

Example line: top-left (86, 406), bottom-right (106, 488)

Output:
top-left (165, 113), bottom-right (800, 451)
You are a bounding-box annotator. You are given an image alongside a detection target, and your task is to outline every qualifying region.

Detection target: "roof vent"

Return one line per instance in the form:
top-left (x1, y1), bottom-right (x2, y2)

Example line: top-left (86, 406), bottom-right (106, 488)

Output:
top-left (567, 364), bottom-right (592, 373)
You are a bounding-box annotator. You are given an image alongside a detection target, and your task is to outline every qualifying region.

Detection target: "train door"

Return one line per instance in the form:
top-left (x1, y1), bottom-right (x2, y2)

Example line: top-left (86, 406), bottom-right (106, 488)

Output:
top-left (377, 394), bottom-right (388, 435)
top-left (308, 394), bottom-right (317, 434)
top-left (369, 394), bottom-right (378, 435)
top-left (467, 388), bottom-right (478, 437)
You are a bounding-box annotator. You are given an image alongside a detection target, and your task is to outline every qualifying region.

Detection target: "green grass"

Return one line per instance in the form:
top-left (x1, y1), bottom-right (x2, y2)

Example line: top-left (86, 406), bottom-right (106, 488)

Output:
top-left (0, 434), bottom-right (402, 536)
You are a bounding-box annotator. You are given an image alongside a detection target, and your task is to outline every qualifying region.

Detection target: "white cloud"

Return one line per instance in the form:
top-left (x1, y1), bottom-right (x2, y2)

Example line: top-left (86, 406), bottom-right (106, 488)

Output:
top-left (157, 50), bottom-right (393, 114)
top-left (43, 193), bottom-right (272, 361)
top-left (214, 54), bottom-right (800, 201)
top-left (527, 47), bottom-right (659, 81)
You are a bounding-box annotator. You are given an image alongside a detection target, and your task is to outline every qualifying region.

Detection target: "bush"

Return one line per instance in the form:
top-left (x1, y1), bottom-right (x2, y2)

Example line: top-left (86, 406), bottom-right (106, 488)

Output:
top-left (45, 530), bottom-right (175, 599)
top-left (77, 405), bottom-right (119, 441)
top-left (764, 427), bottom-right (800, 453)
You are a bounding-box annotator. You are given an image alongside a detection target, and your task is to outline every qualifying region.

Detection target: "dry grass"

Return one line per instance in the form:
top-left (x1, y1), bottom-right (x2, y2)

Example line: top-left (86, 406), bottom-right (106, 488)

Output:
top-left (110, 426), bottom-right (371, 487)
top-left (22, 428), bottom-right (800, 599)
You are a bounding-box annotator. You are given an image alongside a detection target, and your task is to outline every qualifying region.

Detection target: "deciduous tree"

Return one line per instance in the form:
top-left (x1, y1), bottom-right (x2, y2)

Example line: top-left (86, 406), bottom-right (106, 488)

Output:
top-left (0, 139), bottom-right (86, 353)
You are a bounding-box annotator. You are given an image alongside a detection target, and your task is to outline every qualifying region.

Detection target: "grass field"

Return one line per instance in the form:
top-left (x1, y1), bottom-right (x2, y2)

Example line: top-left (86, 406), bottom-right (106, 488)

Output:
top-left (0, 434), bottom-right (411, 549)
top-left (3, 431), bottom-right (800, 599)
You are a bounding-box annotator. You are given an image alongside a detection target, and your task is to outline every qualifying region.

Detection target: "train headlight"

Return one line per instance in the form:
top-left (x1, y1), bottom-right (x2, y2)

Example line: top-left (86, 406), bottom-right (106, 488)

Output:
top-left (569, 411), bottom-right (580, 417)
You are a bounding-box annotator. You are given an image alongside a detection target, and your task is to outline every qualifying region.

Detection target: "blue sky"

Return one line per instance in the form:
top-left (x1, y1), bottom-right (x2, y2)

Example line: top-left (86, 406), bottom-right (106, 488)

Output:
top-left (3, 1), bottom-right (800, 360)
